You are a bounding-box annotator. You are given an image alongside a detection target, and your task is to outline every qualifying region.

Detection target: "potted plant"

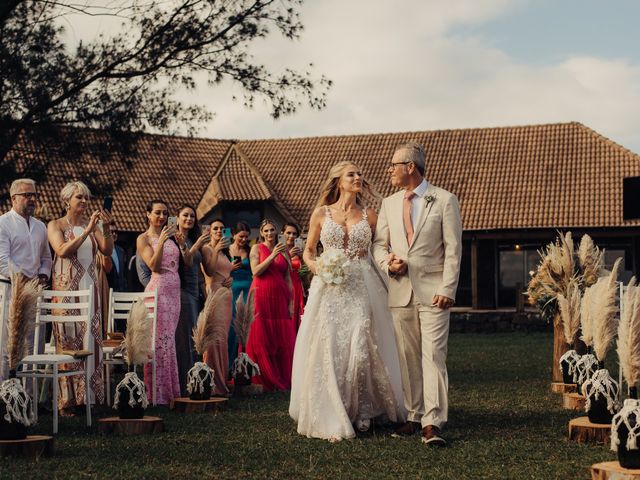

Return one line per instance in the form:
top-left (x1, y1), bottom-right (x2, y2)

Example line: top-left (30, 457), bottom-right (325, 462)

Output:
top-left (582, 258), bottom-right (622, 424)
top-left (113, 298), bottom-right (151, 419)
top-left (0, 274), bottom-right (40, 440)
top-left (611, 277), bottom-right (640, 468)
top-left (231, 291), bottom-right (260, 387)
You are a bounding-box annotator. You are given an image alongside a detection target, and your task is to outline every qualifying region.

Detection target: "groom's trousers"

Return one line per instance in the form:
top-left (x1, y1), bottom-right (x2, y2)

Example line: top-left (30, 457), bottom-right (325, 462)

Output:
top-left (391, 294), bottom-right (449, 429)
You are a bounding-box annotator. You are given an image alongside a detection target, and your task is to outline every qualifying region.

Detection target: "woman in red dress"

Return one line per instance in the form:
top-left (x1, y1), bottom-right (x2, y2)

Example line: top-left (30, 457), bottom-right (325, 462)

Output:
top-left (245, 219), bottom-right (295, 391)
top-left (282, 223), bottom-right (305, 332)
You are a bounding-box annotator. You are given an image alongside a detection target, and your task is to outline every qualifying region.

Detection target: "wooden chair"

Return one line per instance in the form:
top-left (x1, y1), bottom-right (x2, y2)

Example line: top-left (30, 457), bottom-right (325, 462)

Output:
top-left (103, 289), bottom-right (158, 406)
top-left (16, 289), bottom-right (94, 434)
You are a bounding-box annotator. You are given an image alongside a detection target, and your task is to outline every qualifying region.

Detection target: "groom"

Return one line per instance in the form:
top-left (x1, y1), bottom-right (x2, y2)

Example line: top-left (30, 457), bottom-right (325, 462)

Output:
top-left (372, 141), bottom-right (462, 446)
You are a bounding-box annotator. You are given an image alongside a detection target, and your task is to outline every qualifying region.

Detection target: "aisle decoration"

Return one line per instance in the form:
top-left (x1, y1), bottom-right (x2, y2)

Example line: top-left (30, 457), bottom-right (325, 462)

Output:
top-left (0, 274), bottom-right (41, 440)
top-left (582, 258), bottom-right (622, 424)
top-left (231, 290), bottom-right (260, 387)
top-left (612, 277), bottom-right (640, 468)
top-left (113, 298), bottom-right (151, 419)
top-left (189, 288), bottom-right (231, 399)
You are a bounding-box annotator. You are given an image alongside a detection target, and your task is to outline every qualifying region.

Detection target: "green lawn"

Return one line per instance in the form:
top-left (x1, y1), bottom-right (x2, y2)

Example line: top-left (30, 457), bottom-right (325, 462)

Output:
top-left (0, 333), bottom-right (616, 479)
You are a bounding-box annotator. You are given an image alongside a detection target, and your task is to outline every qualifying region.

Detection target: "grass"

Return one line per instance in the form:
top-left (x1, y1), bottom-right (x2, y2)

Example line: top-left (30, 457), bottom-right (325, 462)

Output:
top-left (0, 332), bottom-right (617, 479)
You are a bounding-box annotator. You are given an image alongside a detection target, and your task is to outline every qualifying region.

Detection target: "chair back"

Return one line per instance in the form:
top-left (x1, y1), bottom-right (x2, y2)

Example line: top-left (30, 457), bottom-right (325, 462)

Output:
top-left (107, 289), bottom-right (158, 358)
top-left (34, 289), bottom-right (94, 355)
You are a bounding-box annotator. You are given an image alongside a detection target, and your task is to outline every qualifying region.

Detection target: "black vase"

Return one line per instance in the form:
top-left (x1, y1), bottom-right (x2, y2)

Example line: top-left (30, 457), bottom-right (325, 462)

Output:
top-left (234, 364), bottom-right (253, 387)
top-left (0, 374), bottom-right (31, 440)
top-left (0, 398), bottom-right (28, 440)
top-left (613, 392), bottom-right (640, 469)
top-left (115, 373), bottom-right (146, 420)
top-left (587, 393), bottom-right (614, 424)
top-left (189, 369), bottom-right (212, 401)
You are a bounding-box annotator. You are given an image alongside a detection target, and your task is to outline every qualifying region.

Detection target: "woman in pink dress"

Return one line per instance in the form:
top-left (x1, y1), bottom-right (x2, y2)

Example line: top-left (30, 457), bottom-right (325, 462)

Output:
top-left (201, 219), bottom-right (234, 397)
top-left (136, 199), bottom-right (184, 405)
top-left (246, 219), bottom-right (295, 391)
top-left (282, 223), bottom-right (305, 332)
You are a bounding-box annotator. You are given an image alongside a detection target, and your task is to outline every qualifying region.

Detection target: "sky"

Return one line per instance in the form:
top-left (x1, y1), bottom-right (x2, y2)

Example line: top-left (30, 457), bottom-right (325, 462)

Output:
top-left (65, 0), bottom-right (640, 152)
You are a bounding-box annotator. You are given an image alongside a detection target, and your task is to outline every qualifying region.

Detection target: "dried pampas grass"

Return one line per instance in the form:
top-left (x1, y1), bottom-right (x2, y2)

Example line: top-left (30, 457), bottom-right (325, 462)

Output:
top-left (577, 234), bottom-right (604, 288)
top-left (6, 273), bottom-right (42, 370)
top-left (233, 290), bottom-right (255, 349)
top-left (558, 279), bottom-right (581, 345)
top-left (618, 277), bottom-right (640, 388)
top-left (580, 282), bottom-right (595, 347)
top-left (124, 298), bottom-right (152, 366)
top-left (591, 257), bottom-right (622, 362)
top-left (193, 288), bottom-right (232, 355)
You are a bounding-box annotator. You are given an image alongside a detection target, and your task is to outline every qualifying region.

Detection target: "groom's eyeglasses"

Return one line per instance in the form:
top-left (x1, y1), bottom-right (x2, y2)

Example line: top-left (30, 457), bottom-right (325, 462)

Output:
top-left (389, 161), bottom-right (411, 169)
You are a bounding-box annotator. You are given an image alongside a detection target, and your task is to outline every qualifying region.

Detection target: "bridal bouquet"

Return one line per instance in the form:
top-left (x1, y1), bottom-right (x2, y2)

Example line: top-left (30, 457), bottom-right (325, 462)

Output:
top-left (316, 249), bottom-right (349, 285)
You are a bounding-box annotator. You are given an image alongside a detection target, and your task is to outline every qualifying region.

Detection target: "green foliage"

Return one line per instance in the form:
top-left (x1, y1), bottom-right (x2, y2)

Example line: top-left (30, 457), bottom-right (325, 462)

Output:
top-left (0, 333), bottom-right (616, 478)
top-left (0, 0), bottom-right (331, 196)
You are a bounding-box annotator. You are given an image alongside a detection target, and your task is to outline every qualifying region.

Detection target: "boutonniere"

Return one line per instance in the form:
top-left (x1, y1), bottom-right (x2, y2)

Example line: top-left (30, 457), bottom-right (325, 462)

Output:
top-left (424, 194), bottom-right (437, 205)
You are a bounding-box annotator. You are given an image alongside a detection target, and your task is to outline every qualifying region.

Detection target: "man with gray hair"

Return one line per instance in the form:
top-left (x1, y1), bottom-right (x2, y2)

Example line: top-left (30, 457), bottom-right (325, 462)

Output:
top-left (372, 141), bottom-right (462, 446)
top-left (0, 178), bottom-right (52, 380)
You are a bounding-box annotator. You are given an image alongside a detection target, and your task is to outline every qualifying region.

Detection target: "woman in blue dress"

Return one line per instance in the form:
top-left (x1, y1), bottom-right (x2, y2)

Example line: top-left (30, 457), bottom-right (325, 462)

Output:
top-left (228, 221), bottom-right (253, 373)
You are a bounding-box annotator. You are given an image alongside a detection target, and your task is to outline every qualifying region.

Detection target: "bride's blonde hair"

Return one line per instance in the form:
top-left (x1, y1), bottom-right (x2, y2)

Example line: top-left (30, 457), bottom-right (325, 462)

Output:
top-left (314, 161), bottom-right (374, 209)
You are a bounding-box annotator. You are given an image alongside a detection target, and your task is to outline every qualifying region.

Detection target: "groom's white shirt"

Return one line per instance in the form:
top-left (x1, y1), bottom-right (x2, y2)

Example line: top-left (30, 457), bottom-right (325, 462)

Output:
top-left (407, 179), bottom-right (429, 232)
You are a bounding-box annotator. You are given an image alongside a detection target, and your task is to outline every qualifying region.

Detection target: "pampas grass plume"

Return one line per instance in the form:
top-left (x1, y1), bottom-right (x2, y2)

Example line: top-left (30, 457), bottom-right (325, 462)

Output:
top-left (124, 298), bottom-right (152, 366)
top-left (7, 273), bottom-right (42, 370)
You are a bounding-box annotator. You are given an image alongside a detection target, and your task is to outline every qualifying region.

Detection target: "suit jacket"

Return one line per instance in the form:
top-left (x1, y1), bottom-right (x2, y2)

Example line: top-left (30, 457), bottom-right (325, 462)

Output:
top-left (372, 183), bottom-right (462, 308)
top-left (106, 244), bottom-right (128, 292)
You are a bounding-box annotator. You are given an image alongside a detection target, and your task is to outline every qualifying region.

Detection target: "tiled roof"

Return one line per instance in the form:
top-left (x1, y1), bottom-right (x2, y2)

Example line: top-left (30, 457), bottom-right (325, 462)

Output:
top-left (2, 131), bottom-right (232, 232)
top-left (3, 122), bottom-right (639, 232)
top-left (237, 122), bottom-right (640, 230)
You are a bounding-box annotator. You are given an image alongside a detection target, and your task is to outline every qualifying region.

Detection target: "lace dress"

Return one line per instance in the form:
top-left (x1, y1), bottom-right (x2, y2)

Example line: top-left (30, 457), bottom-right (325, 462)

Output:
top-left (144, 237), bottom-right (181, 405)
top-left (289, 207), bottom-right (405, 440)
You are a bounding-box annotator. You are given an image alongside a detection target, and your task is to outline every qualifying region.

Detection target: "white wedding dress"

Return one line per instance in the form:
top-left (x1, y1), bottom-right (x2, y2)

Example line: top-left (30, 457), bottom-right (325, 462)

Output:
top-left (289, 207), bottom-right (405, 440)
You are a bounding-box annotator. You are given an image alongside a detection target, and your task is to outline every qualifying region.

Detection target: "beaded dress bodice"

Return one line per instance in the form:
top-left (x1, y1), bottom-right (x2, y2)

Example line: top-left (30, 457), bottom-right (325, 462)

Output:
top-left (320, 206), bottom-right (371, 259)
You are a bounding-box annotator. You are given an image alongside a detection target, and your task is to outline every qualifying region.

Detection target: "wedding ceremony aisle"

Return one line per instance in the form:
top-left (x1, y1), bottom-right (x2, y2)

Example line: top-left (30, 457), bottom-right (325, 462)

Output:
top-left (1, 332), bottom-right (613, 479)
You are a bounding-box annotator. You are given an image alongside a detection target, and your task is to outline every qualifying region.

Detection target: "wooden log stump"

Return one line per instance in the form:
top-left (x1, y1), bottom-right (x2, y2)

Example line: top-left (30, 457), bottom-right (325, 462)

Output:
top-left (97, 416), bottom-right (164, 436)
top-left (0, 435), bottom-right (54, 458)
top-left (553, 313), bottom-right (569, 383)
top-left (170, 397), bottom-right (228, 413)
top-left (235, 384), bottom-right (263, 396)
top-left (563, 392), bottom-right (586, 411)
top-left (568, 416), bottom-right (611, 444)
top-left (591, 461), bottom-right (640, 479)
top-left (552, 382), bottom-right (577, 394)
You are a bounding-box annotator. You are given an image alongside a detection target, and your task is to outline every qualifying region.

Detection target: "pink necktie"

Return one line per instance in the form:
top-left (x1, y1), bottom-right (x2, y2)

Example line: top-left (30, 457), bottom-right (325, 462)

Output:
top-left (403, 191), bottom-right (416, 245)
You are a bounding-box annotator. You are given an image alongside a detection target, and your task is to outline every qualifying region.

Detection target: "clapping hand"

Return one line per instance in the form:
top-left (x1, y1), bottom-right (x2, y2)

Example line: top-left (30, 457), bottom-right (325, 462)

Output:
top-left (85, 210), bottom-right (101, 234)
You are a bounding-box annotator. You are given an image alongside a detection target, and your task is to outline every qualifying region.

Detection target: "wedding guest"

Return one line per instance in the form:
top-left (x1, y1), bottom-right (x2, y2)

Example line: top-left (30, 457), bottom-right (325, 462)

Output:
top-left (229, 221), bottom-right (252, 371)
top-left (104, 221), bottom-right (127, 292)
top-left (136, 199), bottom-right (184, 405)
top-left (202, 219), bottom-right (233, 396)
top-left (282, 222), bottom-right (305, 331)
top-left (174, 205), bottom-right (209, 395)
top-left (48, 181), bottom-right (113, 411)
top-left (245, 219), bottom-right (295, 391)
top-left (0, 178), bottom-right (52, 381)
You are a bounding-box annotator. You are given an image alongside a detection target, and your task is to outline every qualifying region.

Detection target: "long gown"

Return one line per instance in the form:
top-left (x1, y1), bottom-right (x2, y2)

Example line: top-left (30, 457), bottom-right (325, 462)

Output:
top-left (230, 255), bottom-right (252, 371)
top-left (289, 207), bottom-right (405, 440)
top-left (245, 243), bottom-right (296, 391)
top-left (175, 238), bottom-right (202, 396)
top-left (52, 225), bottom-right (104, 407)
top-left (144, 237), bottom-right (181, 405)
top-left (290, 255), bottom-right (305, 332)
top-left (203, 251), bottom-right (233, 396)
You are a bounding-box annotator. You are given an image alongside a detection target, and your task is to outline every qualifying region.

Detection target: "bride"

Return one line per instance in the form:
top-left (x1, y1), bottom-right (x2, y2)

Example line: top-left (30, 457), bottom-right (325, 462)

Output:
top-left (289, 161), bottom-right (405, 441)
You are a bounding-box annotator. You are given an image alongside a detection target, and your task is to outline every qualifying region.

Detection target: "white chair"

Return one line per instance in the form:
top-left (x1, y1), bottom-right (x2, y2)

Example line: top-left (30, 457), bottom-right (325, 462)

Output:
top-left (103, 289), bottom-right (158, 406)
top-left (17, 289), bottom-right (93, 434)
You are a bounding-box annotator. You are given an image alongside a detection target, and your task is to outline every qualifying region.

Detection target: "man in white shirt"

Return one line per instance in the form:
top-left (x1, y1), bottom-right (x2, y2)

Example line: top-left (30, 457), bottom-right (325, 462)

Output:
top-left (0, 178), bottom-right (52, 380)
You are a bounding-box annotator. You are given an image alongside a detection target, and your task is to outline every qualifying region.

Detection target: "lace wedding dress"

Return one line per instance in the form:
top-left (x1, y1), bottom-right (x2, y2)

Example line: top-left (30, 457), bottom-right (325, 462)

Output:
top-left (289, 207), bottom-right (405, 440)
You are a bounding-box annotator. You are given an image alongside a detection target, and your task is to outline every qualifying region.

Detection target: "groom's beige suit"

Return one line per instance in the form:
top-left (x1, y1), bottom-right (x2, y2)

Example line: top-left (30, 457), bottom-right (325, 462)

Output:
top-left (372, 181), bottom-right (462, 429)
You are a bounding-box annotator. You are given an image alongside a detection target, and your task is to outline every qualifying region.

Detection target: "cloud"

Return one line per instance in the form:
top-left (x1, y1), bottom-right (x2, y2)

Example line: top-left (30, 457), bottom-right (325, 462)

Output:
top-left (57, 0), bottom-right (640, 153)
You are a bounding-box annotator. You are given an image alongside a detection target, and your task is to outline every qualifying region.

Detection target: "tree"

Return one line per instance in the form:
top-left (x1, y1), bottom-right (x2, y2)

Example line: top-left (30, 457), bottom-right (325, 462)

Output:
top-left (0, 0), bottom-right (331, 196)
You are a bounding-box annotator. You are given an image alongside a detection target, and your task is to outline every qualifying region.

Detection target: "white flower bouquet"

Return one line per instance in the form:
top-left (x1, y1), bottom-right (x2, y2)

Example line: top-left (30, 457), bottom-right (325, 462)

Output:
top-left (316, 249), bottom-right (349, 285)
